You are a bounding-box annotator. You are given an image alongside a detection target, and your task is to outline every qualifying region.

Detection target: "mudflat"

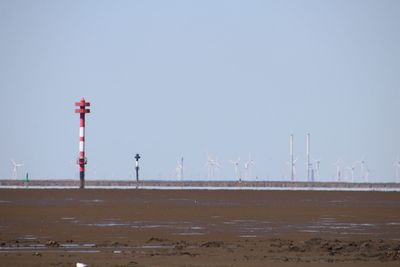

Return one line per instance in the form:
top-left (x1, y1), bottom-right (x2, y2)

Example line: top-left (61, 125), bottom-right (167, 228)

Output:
top-left (0, 189), bottom-right (399, 266)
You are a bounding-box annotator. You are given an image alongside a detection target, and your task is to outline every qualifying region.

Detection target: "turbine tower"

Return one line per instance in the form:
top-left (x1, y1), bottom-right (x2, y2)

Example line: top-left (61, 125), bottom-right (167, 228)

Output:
top-left (394, 156), bottom-right (400, 182)
top-left (365, 168), bottom-right (370, 182)
top-left (350, 161), bottom-right (358, 183)
top-left (11, 159), bottom-right (23, 180)
top-left (206, 155), bottom-right (213, 179)
top-left (313, 158), bottom-right (321, 181)
top-left (334, 159), bottom-right (341, 182)
top-left (244, 154), bottom-right (255, 180)
top-left (357, 156), bottom-right (367, 182)
top-left (206, 155), bottom-right (220, 179)
top-left (344, 167), bottom-right (352, 182)
top-left (175, 157), bottom-right (184, 180)
top-left (306, 133), bottom-right (312, 182)
top-left (289, 134), bottom-right (295, 181)
top-left (230, 158), bottom-right (241, 181)
top-left (180, 157), bottom-right (184, 180)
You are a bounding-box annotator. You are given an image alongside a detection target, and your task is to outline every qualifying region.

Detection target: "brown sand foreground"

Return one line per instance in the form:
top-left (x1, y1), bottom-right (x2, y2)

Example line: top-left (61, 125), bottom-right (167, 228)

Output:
top-left (0, 189), bottom-right (400, 267)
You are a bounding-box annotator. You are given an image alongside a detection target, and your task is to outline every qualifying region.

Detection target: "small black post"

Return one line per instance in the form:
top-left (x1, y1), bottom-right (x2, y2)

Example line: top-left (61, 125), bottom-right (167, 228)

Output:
top-left (135, 154), bottom-right (141, 182)
top-left (24, 172), bottom-right (29, 188)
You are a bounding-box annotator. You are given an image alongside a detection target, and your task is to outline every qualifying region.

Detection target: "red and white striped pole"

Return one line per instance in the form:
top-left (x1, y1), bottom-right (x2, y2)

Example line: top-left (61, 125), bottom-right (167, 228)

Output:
top-left (75, 98), bottom-right (90, 189)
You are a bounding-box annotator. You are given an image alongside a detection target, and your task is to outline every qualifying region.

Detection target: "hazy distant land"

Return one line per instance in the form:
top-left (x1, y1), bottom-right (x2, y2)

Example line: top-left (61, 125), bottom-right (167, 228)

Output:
top-left (1, 179), bottom-right (399, 191)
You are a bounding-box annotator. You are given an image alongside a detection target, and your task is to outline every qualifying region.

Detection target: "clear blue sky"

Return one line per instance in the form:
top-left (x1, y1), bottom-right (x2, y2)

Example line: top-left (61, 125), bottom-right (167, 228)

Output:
top-left (0, 0), bottom-right (399, 182)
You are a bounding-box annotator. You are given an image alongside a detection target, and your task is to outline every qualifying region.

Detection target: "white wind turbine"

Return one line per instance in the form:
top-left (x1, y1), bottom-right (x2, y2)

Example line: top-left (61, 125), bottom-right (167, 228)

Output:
top-left (289, 134), bottom-right (297, 181)
top-left (356, 156), bottom-right (367, 182)
top-left (393, 156), bottom-right (400, 182)
top-left (365, 168), bottom-right (370, 182)
top-left (243, 154), bottom-right (255, 180)
top-left (333, 159), bottom-right (341, 182)
top-left (205, 155), bottom-right (220, 180)
top-left (306, 133), bottom-right (312, 181)
top-left (230, 158), bottom-right (241, 181)
top-left (312, 158), bottom-right (321, 181)
top-left (175, 157), bottom-right (184, 180)
top-left (286, 158), bottom-right (298, 181)
top-left (213, 158), bottom-right (221, 179)
top-left (344, 167), bottom-right (353, 182)
top-left (348, 162), bottom-right (357, 183)
top-left (11, 159), bottom-right (24, 180)
top-left (205, 155), bottom-right (212, 179)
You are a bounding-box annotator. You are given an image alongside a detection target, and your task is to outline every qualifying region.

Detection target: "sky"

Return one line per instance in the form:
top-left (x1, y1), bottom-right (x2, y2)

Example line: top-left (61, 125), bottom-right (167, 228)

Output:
top-left (0, 0), bottom-right (399, 182)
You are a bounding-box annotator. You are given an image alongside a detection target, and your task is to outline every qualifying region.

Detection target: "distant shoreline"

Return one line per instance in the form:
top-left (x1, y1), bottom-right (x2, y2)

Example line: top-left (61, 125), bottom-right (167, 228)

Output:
top-left (1, 179), bottom-right (399, 191)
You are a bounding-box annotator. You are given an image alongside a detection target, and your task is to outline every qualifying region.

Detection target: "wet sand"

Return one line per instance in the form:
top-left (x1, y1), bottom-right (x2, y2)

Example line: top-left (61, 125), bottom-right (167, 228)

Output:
top-left (0, 189), bottom-right (400, 266)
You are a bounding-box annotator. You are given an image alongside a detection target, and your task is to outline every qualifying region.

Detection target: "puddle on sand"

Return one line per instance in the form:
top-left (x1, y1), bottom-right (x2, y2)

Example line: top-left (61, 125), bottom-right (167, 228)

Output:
top-left (21, 235), bottom-right (37, 240)
top-left (329, 200), bottom-right (348, 203)
top-left (61, 217), bottom-right (75, 220)
top-left (0, 243), bottom-right (97, 250)
top-left (349, 223), bottom-right (375, 227)
top-left (244, 227), bottom-right (272, 231)
top-left (81, 199), bottom-right (104, 203)
top-left (131, 224), bottom-right (175, 229)
top-left (61, 244), bottom-right (96, 248)
top-left (319, 217), bottom-right (336, 221)
top-left (308, 226), bottom-right (325, 229)
top-left (176, 232), bottom-right (205, 236)
top-left (141, 225), bottom-right (164, 229)
top-left (239, 235), bottom-right (257, 238)
top-left (0, 243), bottom-right (100, 254)
top-left (298, 230), bottom-right (320, 233)
top-left (88, 223), bottom-right (130, 227)
top-left (231, 219), bottom-right (257, 223)
top-left (327, 226), bottom-right (352, 229)
top-left (0, 245), bottom-right (46, 250)
top-left (141, 245), bottom-right (175, 249)
top-left (339, 232), bottom-right (382, 235)
top-left (66, 250), bottom-right (100, 253)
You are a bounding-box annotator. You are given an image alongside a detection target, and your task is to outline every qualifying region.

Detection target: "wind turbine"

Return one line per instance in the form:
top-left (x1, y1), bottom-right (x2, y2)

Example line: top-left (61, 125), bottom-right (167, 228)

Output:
top-left (344, 167), bottom-right (353, 182)
top-left (349, 162), bottom-right (357, 183)
top-left (333, 159), bottom-right (341, 182)
top-left (205, 155), bottom-right (220, 180)
top-left (205, 156), bottom-right (213, 179)
top-left (286, 157), bottom-right (298, 181)
top-left (230, 158), bottom-right (241, 181)
top-left (292, 158), bottom-right (298, 181)
top-left (289, 134), bottom-right (296, 181)
top-left (11, 159), bottom-right (24, 180)
top-left (175, 157), bottom-right (184, 180)
top-left (393, 156), bottom-right (400, 182)
top-left (365, 168), bottom-right (370, 182)
top-left (356, 156), bottom-right (367, 182)
top-left (211, 158), bottom-right (221, 179)
top-left (243, 153), bottom-right (255, 180)
top-left (213, 158), bottom-right (221, 179)
top-left (306, 133), bottom-right (312, 182)
top-left (312, 158), bottom-right (321, 181)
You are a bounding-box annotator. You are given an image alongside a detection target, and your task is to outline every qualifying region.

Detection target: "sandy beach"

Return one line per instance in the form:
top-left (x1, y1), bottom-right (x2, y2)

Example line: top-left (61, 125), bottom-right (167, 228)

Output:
top-left (0, 189), bottom-right (400, 266)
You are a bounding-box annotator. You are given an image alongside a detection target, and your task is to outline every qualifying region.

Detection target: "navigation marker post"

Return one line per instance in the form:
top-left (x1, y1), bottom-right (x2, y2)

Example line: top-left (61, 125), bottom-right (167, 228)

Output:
top-left (75, 98), bottom-right (90, 189)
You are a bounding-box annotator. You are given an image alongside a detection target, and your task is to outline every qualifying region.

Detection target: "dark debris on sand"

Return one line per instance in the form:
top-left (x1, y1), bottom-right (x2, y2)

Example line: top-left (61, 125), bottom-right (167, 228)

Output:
top-left (268, 237), bottom-right (400, 262)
